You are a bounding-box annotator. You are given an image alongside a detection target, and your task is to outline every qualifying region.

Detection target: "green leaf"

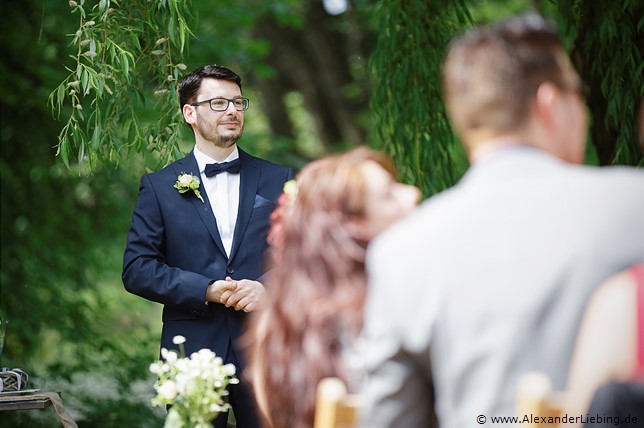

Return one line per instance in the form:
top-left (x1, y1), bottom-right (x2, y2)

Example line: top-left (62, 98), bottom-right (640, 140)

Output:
top-left (81, 68), bottom-right (90, 94)
top-left (78, 140), bottom-right (85, 167)
top-left (121, 52), bottom-right (129, 78)
top-left (55, 84), bottom-right (65, 115)
top-left (168, 17), bottom-right (176, 44)
top-left (179, 18), bottom-right (186, 53)
top-left (92, 124), bottom-right (102, 150)
top-left (60, 135), bottom-right (71, 168)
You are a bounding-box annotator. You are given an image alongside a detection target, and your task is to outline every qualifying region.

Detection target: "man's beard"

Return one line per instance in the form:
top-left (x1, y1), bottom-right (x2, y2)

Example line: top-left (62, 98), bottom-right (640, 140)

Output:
top-left (196, 113), bottom-right (242, 148)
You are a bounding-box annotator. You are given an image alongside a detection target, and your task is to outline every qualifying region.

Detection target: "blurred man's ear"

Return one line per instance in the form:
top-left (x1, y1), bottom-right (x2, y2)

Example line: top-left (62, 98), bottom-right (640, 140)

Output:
top-left (534, 82), bottom-right (560, 131)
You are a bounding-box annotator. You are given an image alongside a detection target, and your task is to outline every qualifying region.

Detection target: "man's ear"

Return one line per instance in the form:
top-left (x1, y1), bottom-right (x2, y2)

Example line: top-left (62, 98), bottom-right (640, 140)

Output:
top-left (183, 104), bottom-right (197, 125)
top-left (534, 82), bottom-right (559, 130)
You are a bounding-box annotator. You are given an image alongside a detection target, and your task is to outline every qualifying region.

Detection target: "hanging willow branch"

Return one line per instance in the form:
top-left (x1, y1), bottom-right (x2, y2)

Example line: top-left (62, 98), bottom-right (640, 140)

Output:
top-left (557, 0), bottom-right (644, 166)
top-left (48, 0), bottom-right (194, 169)
top-left (370, 0), bottom-right (470, 197)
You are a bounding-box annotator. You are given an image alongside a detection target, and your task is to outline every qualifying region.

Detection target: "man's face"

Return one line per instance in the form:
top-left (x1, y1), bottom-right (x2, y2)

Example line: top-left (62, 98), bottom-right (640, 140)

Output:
top-left (191, 78), bottom-right (245, 148)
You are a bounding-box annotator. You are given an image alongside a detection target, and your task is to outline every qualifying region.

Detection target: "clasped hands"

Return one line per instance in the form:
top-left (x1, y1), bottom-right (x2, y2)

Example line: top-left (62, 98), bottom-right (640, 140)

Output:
top-left (206, 276), bottom-right (266, 312)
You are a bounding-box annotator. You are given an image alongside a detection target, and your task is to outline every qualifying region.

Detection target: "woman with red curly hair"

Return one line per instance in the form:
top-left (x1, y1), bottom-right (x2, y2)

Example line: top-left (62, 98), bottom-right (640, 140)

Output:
top-left (244, 147), bottom-right (419, 428)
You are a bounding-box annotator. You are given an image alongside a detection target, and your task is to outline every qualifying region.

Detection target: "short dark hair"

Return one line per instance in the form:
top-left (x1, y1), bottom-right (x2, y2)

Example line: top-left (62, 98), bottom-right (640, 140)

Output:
top-left (177, 65), bottom-right (243, 110)
top-left (442, 13), bottom-right (580, 138)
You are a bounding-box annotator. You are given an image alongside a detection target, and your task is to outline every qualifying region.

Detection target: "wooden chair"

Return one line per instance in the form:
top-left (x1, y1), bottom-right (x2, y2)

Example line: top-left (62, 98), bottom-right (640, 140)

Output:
top-left (313, 377), bottom-right (362, 428)
top-left (515, 372), bottom-right (565, 428)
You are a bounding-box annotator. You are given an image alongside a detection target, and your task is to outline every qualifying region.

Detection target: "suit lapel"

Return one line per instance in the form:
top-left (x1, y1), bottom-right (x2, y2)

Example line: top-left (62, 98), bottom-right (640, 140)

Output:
top-left (173, 152), bottom-right (227, 258)
top-left (229, 148), bottom-right (259, 262)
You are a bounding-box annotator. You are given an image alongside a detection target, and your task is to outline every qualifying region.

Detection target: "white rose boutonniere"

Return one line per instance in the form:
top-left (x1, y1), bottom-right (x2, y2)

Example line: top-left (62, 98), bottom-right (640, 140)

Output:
top-left (174, 173), bottom-right (204, 203)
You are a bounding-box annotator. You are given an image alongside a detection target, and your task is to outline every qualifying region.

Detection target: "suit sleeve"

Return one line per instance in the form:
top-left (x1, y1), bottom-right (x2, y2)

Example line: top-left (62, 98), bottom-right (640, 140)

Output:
top-left (122, 174), bottom-right (211, 315)
top-left (359, 233), bottom-right (437, 428)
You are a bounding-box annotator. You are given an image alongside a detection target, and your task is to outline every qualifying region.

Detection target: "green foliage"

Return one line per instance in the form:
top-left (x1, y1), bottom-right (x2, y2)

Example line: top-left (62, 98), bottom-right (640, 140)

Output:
top-left (467, 0), bottom-right (533, 23)
top-left (557, 0), bottom-right (644, 166)
top-left (49, 0), bottom-right (195, 169)
top-left (370, 0), bottom-right (471, 197)
top-left (47, 0), bottom-right (363, 171)
top-left (1, 1), bottom-right (165, 426)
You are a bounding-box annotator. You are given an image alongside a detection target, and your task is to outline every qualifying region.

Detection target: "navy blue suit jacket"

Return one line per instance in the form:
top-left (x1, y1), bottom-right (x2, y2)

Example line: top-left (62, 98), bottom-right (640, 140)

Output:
top-left (122, 148), bottom-right (292, 364)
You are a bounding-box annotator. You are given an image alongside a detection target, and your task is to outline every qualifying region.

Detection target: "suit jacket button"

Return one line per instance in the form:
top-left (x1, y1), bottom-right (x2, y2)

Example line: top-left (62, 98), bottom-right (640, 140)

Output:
top-left (226, 267), bottom-right (235, 274)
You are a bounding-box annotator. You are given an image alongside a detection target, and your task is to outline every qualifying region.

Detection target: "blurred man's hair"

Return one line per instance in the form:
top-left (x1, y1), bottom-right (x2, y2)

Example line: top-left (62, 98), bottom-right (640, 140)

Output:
top-left (442, 13), bottom-right (581, 140)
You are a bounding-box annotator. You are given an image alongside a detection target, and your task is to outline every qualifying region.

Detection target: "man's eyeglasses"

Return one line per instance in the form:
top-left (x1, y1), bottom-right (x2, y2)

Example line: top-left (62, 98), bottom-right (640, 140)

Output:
top-left (191, 97), bottom-right (250, 111)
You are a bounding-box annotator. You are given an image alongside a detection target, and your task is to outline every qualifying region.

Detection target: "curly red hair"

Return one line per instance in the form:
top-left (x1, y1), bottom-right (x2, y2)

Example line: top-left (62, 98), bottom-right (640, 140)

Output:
top-left (245, 147), bottom-right (395, 428)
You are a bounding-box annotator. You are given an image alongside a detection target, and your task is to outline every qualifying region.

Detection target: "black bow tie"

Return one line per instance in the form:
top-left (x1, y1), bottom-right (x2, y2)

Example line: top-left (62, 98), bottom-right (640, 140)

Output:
top-left (204, 158), bottom-right (241, 177)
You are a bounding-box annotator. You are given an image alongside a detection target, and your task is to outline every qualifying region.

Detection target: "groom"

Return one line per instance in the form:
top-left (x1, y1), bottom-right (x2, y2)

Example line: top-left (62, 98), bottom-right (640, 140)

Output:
top-left (123, 65), bottom-right (292, 427)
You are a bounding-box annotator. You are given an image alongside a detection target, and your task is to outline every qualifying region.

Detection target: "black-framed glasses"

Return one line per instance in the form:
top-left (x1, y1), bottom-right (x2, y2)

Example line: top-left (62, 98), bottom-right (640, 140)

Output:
top-left (191, 97), bottom-right (250, 111)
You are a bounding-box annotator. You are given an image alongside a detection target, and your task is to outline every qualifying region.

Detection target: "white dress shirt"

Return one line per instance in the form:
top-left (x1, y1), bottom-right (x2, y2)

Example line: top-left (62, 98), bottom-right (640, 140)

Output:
top-left (194, 146), bottom-right (240, 258)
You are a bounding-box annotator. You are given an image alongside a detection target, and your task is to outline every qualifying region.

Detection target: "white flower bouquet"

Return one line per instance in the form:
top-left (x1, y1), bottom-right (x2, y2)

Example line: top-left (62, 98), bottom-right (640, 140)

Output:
top-left (150, 336), bottom-right (239, 428)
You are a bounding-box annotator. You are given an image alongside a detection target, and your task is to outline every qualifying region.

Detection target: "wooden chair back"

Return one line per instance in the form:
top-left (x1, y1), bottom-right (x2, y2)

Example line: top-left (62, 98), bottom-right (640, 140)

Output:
top-left (313, 377), bottom-right (361, 428)
top-left (515, 372), bottom-right (565, 428)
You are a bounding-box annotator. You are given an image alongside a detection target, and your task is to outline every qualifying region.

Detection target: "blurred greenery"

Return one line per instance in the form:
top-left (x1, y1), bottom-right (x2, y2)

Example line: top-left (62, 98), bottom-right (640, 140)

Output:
top-left (1, 0), bottom-right (642, 426)
top-left (557, 0), bottom-right (644, 166)
top-left (370, 0), bottom-right (470, 196)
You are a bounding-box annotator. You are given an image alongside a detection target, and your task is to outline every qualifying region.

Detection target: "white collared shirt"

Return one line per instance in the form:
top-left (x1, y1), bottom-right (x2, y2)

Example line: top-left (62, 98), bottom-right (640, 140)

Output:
top-left (194, 146), bottom-right (240, 258)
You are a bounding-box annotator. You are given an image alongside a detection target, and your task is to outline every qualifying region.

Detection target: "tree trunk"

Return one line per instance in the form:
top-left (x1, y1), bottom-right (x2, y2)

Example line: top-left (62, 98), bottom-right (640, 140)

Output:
top-left (251, 1), bottom-right (371, 150)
